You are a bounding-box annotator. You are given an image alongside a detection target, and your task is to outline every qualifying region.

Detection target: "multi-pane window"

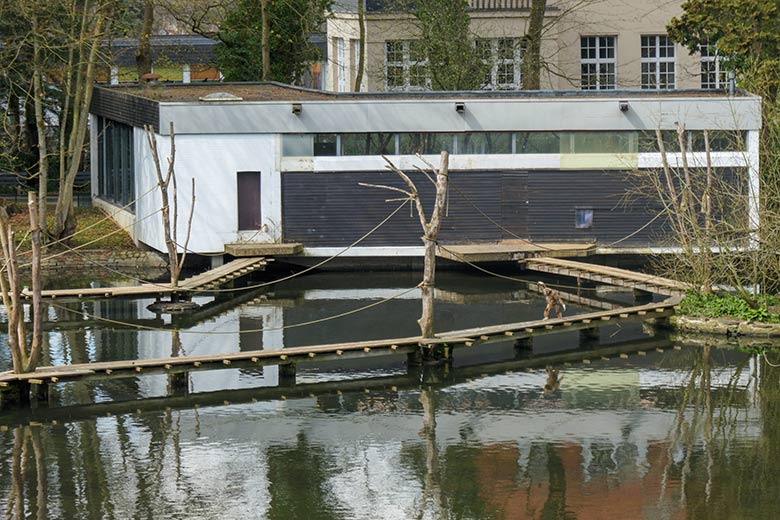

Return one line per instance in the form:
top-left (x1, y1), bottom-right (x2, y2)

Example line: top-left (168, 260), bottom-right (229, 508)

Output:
top-left (96, 117), bottom-right (135, 211)
top-left (385, 40), bottom-right (429, 91)
top-left (580, 36), bottom-right (616, 90)
top-left (701, 42), bottom-right (726, 89)
top-left (476, 38), bottom-right (521, 89)
top-left (641, 35), bottom-right (675, 89)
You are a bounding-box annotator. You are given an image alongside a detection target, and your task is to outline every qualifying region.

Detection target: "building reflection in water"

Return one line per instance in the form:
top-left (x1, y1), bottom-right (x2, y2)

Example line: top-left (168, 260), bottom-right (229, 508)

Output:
top-left (0, 274), bottom-right (777, 518)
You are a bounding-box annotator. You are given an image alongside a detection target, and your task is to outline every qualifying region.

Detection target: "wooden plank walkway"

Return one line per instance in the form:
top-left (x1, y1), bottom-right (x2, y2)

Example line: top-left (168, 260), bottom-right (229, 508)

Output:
top-left (0, 297), bottom-right (677, 388)
top-left (0, 336), bottom-right (675, 428)
top-left (25, 257), bottom-right (267, 300)
top-left (522, 257), bottom-right (688, 296)
top-left (437, 241), bottom-right (596, 263)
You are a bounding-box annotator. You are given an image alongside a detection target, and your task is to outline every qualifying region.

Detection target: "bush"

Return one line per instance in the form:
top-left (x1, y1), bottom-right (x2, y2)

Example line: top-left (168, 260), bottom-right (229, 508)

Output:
top-left (678, 292), bottom-right (780, 323)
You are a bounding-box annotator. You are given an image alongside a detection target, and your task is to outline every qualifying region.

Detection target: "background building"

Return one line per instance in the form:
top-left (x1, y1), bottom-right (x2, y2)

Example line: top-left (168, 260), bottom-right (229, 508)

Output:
top-left (325, 0), bottom-right (725, 92)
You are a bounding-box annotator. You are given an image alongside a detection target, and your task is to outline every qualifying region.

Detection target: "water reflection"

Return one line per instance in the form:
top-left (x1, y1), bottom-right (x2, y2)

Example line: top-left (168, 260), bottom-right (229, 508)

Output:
top-left (2, 272), bottom-right (779, 518)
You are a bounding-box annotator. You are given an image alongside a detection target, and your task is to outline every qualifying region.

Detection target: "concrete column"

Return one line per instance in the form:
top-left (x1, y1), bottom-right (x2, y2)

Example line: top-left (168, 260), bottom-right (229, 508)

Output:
top-left (182, 64), bottom-right (191, 84)
top-left (747, 129), bottom-right (760, 247)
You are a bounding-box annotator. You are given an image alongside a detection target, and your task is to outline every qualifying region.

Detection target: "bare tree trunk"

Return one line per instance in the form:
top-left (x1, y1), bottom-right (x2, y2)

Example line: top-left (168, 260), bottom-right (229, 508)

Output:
top-left (354, 0), bottom-right (366, 92)
top-left (372, 152), bottom-right (449, 338)
top-left (31, 10), bottom-right (49, 236)
top-left (136, 0), bottom-right (154, 80)
top-left (145, 123), bottom-right (181, 286)
top-left (0, 194), bottom-right (43, 374)
top-left (25, 192), bottom-right (44, 372)
top-left (52, 9), bottom-right (107, 240)
top-left (261, 0), bottom-right (270, 80)
top-left (521, 0), bottom-right (547, 90)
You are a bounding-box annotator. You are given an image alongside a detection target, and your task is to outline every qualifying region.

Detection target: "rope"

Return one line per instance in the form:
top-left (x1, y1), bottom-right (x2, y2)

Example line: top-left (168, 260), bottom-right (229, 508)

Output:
top-left (49, 286), bottom-right (419, 335)
top-left (435, 243), bottom-right (600, 292)
top-left (184, 199), bottom-right (409, 295)
top-left (763, 351), bottom-right (780, 368)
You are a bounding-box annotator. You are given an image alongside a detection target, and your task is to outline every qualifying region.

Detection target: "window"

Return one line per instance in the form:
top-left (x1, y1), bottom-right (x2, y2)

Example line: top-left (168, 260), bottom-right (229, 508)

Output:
top-left (336, 37), bottom-right (347, 92)
top-left (515, 132), bottom-right (560, 154)
top-left (385, 40), bottom-right (429, 91)
top-left (580, 36), bottom-right (616, 90)
top-left (97, 117), bottom-right (135, 211)
top-left (641, 35), bottom-right (675, 89)
top-left (341, 133), bottom-right (396, 155)
top-left (560, 132), bottom-right (638, 154)
top-left (477, 38), bottom-right (522, 89)
top-left (456, 133), bottom-right (513, 154)
top-left (701, 42), bottom-right (727, 89)
top-left (575, 209), bottom-right (593, 229)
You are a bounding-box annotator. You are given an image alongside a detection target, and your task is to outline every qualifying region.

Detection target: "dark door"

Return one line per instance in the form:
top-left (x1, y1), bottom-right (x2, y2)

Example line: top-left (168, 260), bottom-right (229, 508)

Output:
top-left (500, 172), bottom-right (528, 239)
top-left (237, 171), bottom-right (262, 230)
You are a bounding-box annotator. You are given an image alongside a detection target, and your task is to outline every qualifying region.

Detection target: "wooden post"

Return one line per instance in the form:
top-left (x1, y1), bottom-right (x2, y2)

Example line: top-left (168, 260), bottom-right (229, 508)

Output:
top-left (579, 327), bottom-right (600, 346)
top-left (167, 372), bottom-right (189, 396)
top-left (31, 381), bottom-right (49, 403)
top-left (1, 381), bottom-right (30, 408)
top-left (279, 363), bottom-right (296, 387)
top-left (407, 349), bottom-right (424, 367)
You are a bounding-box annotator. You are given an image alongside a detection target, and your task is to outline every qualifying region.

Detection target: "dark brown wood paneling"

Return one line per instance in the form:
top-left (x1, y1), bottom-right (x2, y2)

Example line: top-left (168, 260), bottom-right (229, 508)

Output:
top-left (527, 170), bottom-right (667, 245)
top-left (282, 171), bottom-right (503, 247)
top-left (500, 172), bottom-right (528, 239)
top-left (237, 172), bottom-right (262, 230)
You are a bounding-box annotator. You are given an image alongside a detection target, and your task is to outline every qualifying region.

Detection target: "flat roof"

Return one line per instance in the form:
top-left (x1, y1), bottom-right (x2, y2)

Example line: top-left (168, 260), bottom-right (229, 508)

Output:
top-left (108, 81), bottom-right (752, 104)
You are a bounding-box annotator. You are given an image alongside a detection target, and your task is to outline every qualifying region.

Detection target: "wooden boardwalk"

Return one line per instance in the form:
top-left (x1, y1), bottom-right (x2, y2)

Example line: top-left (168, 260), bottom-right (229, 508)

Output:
top-left (0, 297), bottom-right (677, 389)
top-left (438, 241), bottom-right (596, 263)
top-left (522, 257), bottom-right (688, 296)
top-left (0, 336), bottom-right (675, 428)
top-left (26, 257), bottom-right (267, 300)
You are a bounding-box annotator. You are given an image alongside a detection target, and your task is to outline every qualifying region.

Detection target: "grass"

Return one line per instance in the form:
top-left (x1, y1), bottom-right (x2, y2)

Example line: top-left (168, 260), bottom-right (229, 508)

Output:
top-left (678, 292), bottom-right (780, 323)
top-left (8, 205), bottom-right (135, 251)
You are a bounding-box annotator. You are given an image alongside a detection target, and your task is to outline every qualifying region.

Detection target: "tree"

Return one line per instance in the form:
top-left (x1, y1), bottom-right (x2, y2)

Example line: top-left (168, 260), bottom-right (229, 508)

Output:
top-left (521, 0), bottom-right (547, 90)
top-left (0, 194), bottom-right (44, 402)
top-left (667, 0), bottom-right (780, 95)
top-left (1, 0), bottom-right (116, 241)
top-left (214, 0), bottom-right (332, 83)
top-left (361, 152), bottom-right (449, 339)
top-left (413, 0), bottom-right (485, 90)
top-left (144, 122), bottom-right (195, 289)
top-left (136, 0), bottom-right (155, 79)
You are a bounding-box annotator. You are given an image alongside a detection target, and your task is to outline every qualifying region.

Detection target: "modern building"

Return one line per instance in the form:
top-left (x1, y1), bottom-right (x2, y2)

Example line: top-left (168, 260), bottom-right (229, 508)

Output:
top-left (88, 82), bottom-right (760, 261)
top-left (326, 0), bottom-right (727, 93)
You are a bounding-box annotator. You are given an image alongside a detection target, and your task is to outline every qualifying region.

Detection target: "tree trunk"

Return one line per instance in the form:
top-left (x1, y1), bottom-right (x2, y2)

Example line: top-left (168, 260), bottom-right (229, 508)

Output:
top-left (136, 0), bottom-right (154, 80)
top-left (354, 0), bottom-right (366, 92)
top-left (32, 11), bottom-right (49, 234)
top-left (521, 0), bottom-right (546, 90)
top-left (261, 0), bottom-right (270, 80)
top-left (52, 12), bottom-right (106, 240)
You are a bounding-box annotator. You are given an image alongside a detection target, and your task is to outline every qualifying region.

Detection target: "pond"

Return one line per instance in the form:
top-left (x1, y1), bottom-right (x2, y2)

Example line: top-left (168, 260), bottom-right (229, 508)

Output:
top-left (0, 270), bottom-right (778, 519)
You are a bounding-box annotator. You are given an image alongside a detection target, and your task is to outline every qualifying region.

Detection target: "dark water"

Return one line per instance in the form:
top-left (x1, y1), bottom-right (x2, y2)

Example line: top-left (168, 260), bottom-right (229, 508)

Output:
top-left (1, 271), bottom-right (779, 519)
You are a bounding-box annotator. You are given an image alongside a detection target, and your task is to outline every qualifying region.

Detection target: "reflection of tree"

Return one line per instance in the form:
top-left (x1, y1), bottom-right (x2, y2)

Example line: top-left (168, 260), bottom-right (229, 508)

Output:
top-left (416, 387), bottom-right (447, 519)
top-left (6, 425), bottom-right (47, 520)
top-left (660, 344), bottom-right (780, 518)
top-left (266, 432), bottom-right (344, 520)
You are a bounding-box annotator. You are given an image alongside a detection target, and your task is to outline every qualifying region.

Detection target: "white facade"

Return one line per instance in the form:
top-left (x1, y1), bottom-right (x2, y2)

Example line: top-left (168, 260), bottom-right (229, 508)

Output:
top-left (90, 85), bottom-right (762, 257)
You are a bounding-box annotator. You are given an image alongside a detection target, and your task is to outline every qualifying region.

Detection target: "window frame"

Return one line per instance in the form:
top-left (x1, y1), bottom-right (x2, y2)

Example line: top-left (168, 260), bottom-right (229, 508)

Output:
top-left (477, 38), bottom-right (522, 90)
top-left (384, 40), bottom-right (430, 91)
top-left (700, 42), bottom-right (727, 90)
top-left (640, 35), bottom-right (676, 90)
top-left (580, 36), bottom-right (617, 90)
